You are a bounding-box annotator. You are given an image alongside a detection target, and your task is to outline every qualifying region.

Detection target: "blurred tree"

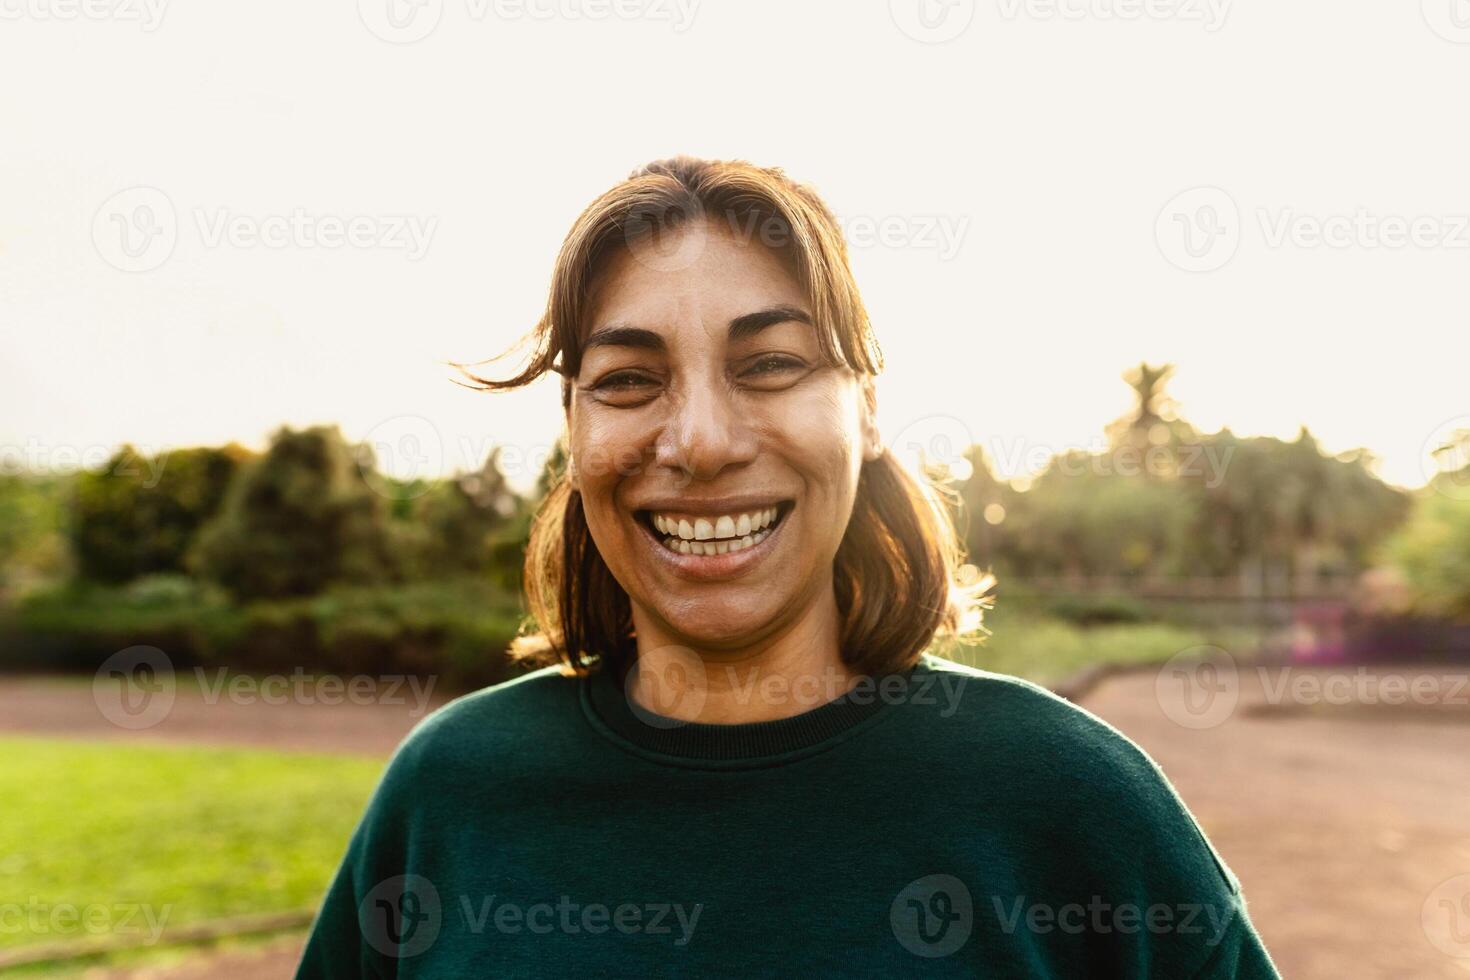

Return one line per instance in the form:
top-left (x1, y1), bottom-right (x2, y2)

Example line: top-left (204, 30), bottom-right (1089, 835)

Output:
top-left (190, 426), bottom-right (395, 599)
top-left (1188, 428), bottom-right (1409, 590)
top-left (958, 366), bottom-right (1409, 591)
top-left (957, 446), bottom-right (1019, 571)
top-left (69, 445), bottom-right (245, 584)
top-left (1383, 471), bottom-right (1470, 620)
top-left (413, 449), bottom-right (520, 574)
top-left (0, 473), bottom-right (72, 594)
top-left (998, 461), bottom-right (1201, 581)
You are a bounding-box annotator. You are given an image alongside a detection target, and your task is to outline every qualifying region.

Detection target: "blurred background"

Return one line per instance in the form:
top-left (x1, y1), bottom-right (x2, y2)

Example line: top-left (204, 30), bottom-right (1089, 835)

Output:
top-left (3, 1), bottom-right (1470, 977)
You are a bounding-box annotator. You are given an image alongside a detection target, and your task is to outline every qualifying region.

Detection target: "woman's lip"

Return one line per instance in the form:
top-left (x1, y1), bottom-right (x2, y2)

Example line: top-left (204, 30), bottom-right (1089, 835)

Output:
top-left (634, 497), bottom-right (792, 519)
top-left (634, 504), bottom-right (791, 581)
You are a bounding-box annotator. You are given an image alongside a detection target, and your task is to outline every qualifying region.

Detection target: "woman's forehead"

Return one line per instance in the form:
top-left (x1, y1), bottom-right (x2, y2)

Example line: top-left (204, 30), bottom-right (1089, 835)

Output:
top-left (581, 236), bottom-right (809, 344)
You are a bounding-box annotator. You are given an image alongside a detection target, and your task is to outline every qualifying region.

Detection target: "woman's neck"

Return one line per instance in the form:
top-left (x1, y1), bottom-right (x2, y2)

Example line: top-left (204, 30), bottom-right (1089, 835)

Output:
top-left (626, 587), bottom-right (857, 725)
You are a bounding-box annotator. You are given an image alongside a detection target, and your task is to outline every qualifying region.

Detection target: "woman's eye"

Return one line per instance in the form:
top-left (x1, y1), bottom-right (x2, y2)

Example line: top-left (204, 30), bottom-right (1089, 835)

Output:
top-left (595, 371), bottom-right (654, 390)
top-left (589, 371), bottom-right (660, 404)
top-left (739, 355), bottom-right (807, 385)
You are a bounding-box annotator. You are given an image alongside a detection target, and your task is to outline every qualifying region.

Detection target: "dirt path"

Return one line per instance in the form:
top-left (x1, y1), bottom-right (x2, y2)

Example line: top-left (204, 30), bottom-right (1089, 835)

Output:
top-left (0, 674), bottom-right (448, 756)
top-left (10, 664), bottom-right (1470, 978)
top-left (1081, 663), bottom-right (1470, 980)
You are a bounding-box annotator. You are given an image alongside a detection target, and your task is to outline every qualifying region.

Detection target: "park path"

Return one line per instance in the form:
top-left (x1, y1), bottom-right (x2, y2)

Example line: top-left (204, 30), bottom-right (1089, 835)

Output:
top-left (1083, 664), bottom-right (1470, 980)
top-left (0, 673), bottom-right (447, 756)
top-left (6, 664), bottom-right (1470, 978)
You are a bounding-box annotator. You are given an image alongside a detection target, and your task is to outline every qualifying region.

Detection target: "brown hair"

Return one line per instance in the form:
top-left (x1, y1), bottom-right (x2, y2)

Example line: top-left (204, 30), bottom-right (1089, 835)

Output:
top-left (461, 156), bottom-right (986, 678)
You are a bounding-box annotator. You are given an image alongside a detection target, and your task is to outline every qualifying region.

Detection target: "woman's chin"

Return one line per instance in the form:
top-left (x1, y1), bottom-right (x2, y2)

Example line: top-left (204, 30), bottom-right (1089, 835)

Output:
top-left (645, 600), bottom-right (787, 656)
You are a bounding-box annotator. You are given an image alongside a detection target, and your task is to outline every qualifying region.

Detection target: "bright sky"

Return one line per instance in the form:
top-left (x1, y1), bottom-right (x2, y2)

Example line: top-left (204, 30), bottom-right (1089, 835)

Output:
top-left (2, 0), bottom-right (1467, 491)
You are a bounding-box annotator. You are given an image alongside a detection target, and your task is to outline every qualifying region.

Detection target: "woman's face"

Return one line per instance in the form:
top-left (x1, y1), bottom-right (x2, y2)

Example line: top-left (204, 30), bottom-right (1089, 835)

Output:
top-left (568, 219), bottom-right (880, 653)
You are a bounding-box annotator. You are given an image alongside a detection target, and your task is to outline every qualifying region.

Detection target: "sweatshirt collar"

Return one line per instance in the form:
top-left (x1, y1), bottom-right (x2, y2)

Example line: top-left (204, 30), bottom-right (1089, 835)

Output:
top-left (580, 656), bottom-right (921, 769)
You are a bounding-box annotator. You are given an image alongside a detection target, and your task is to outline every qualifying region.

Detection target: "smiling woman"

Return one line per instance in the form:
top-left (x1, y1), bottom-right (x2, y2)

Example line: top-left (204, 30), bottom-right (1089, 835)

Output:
top-left (464, 155), bottom-right (981, 690)
top-left (294, 157), bottom-right (1280, 978)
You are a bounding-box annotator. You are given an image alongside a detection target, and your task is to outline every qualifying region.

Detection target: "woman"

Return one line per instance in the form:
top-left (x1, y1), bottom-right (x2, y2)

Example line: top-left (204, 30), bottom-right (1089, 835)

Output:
top-left (297, 157), bottom-right (1278, 978)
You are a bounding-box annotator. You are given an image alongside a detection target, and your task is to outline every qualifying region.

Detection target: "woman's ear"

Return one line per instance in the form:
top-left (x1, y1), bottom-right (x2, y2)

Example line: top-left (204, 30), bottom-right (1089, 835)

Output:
top-left (859, 378), bottom-right (884, 462)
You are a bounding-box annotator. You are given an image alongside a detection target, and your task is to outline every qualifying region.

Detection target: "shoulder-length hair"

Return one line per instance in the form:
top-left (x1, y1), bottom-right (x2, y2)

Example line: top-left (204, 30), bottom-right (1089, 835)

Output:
top-left (460, 156), bottom-right (986, 678)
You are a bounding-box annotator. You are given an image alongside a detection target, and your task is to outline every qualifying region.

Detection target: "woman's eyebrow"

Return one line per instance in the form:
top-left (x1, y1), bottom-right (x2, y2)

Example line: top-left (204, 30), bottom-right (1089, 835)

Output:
top-left (583, 325), bottom-right (665, 352)
top-left (584, 306), bottom-right (812, 351)
top-left (728, 305), bottom-right (812, 341)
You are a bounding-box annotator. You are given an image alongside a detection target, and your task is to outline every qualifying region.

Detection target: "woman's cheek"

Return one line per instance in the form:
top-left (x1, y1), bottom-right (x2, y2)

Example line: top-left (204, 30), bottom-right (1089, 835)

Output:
top-left (766, 385), bottom-right (863, 481)
top-left (571, 406), bottom-right (651, 488)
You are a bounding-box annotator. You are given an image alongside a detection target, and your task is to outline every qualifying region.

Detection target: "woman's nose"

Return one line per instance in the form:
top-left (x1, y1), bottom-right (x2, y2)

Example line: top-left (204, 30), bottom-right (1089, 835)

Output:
top-left (654, 380), bottom-right (758, 481)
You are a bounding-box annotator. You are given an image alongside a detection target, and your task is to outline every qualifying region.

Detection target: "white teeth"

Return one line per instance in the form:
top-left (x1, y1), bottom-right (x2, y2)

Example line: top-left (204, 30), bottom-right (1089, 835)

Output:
top-left (660, 527), bottom-right (770, 557)
top-left (650, 506), bottom-right (785, 547)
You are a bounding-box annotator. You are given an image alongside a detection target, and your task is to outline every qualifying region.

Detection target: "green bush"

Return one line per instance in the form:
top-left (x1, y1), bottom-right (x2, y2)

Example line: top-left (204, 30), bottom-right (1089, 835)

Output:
top-left (1043, 592), bottom-right (1152, 626)
top-left (1, 578), bottom-right (527, 691)
top-left (1384, 481), bottom-right (1470, 620)
top-left (191, 427), bottom-right (395, 600)
top-left (0, 472), bottom-right (72, 593)
top-left (68, 446), bottom-right (245, 584)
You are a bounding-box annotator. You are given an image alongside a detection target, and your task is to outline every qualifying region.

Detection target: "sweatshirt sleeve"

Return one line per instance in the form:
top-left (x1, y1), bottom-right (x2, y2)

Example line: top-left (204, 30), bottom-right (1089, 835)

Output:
top-left (1088, 730), bottom-right (1282, 980)
top-left (294, 725), bottom-right (430, 979)
top-left (1188, 908), bottom-right (1280, 980)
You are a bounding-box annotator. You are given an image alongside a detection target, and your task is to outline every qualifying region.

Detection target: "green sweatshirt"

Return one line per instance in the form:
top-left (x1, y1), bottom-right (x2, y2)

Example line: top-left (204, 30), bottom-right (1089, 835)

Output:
top-left (296, 654), bottom-right (1279, 978)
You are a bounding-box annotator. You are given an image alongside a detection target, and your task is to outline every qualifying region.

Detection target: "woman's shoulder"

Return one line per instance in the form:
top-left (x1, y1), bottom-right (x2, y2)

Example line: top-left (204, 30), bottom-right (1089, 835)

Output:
top-left (911, 652), bottom-right (1144, 760)
top-left (912, 654), bottom-right (1242, 894)
top-left (910, 653), bottom-right (1182, 795)
top-left (373, 664), bottom-right (581, 788)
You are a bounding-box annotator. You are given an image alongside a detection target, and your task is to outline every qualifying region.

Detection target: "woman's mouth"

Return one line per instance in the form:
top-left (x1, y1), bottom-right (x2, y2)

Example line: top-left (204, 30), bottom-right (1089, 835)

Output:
top-left (639, 502), bottom-right (789, 556)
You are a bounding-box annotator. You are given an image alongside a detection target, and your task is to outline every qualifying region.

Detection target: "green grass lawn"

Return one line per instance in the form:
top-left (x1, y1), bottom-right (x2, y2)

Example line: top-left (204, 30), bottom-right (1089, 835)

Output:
top-left (0, 736), bottom-right (383, 969)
